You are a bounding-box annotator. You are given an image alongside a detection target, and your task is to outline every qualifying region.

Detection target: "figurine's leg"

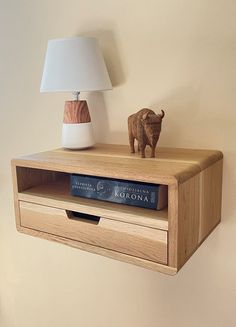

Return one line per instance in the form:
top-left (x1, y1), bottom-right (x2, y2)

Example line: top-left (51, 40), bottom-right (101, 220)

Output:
top-left (140, 144), bottom-right (146, 158)
top-left (151, 147), bottom-right (155, 158)
top-left (129, 132), bottom-right (135, 153)
top-left (138, 143), bottom-right (140, 152)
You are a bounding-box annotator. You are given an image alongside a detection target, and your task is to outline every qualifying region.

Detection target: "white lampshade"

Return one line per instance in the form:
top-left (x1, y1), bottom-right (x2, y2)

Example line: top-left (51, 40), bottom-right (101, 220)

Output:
top-left (40, 36), bottom-right (112, 92)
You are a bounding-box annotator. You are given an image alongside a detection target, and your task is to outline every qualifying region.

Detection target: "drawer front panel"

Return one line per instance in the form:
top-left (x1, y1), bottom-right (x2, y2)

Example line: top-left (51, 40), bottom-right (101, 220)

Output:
top-left (19, 201), bottom-right (168, 264)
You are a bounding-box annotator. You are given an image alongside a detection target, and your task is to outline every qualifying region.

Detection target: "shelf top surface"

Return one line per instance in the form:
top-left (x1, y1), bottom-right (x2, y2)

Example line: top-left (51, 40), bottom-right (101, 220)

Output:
top-left (12, 144), bottom-right (223, 184)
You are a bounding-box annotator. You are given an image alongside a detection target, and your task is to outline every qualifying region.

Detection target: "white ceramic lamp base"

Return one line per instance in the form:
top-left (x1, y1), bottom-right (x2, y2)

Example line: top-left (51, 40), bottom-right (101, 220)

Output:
top-left (62, 122), bottom-right (94, 149)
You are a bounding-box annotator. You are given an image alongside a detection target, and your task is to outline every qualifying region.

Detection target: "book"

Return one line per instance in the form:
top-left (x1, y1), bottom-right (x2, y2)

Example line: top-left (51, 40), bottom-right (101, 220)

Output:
top-left (70, 174), bottom-right (168, 210)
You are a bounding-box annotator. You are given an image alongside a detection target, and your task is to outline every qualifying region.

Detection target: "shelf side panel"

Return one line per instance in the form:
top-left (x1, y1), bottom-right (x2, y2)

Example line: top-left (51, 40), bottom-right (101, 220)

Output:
top-left (168, 183), bottom-right (178, 268)
top-left (198, 159), bottom-right (223, 243)
top-left (177, 174), bottom-right (200, 269)
top-left (11, 162), bottom-right (21, 228)
top-left (15, 166), bottom-right (65, 192)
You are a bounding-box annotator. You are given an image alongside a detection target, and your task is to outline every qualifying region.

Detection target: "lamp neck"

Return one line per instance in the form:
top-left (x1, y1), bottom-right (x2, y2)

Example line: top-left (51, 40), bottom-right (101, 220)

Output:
top-left (72, 91), bottom-right (80, 101)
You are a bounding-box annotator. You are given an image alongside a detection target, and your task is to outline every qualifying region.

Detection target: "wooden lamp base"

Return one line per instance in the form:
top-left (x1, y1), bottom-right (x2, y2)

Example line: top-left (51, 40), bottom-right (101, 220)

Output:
top-left (62, 100), bottom-right (95, 149)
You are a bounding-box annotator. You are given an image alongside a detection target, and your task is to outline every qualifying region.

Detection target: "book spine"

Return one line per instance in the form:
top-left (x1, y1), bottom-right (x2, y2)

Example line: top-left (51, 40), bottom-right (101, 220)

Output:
top-left (71, 175), bottom-right (167, 210)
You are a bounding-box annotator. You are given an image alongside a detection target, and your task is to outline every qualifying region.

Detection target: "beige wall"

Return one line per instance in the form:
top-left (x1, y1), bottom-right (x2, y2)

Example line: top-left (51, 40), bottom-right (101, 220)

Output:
top-left (0, 0), bottom-right (236, 326)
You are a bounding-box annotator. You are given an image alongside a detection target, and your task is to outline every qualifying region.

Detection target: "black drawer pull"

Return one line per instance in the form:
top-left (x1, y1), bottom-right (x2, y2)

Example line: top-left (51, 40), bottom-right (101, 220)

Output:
top-left (66, 210), bottom-right (100, 224)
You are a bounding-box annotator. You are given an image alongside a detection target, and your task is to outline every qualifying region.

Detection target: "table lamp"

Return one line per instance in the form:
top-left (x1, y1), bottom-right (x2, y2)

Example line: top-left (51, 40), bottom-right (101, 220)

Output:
top-left (40, 36), bottom-right (112, 149)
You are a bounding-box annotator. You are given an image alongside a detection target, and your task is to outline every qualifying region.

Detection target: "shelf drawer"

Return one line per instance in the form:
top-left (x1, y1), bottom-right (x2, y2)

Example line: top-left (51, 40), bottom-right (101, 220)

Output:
top-left (19, 201), bottom-right (168, 264)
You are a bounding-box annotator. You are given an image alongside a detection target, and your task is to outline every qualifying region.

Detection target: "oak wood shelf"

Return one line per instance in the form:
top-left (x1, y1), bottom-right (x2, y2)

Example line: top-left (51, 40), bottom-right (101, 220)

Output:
top-left (12, 144), bottom-right (223, 275)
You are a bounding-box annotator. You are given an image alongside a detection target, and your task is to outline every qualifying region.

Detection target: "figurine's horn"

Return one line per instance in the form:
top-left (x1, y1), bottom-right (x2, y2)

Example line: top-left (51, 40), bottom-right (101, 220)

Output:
top-left (157, 110), bottom-right (165, 119)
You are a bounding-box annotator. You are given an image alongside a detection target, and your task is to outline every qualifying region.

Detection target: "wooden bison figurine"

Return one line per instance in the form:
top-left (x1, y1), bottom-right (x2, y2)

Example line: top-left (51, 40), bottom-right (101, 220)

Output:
top-left (128, 108), bottom-right (165, 158)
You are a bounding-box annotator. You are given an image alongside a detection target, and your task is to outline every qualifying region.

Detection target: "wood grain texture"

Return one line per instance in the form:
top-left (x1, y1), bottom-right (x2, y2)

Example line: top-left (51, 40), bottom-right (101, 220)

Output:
top-left (173, 160), bottom-right (223, 269)
top-left (12, 144), bottom-right (220, 184)
top-left (198, 159), bottom-right (223, 242)
top-left (14, 166), bottom-right (63, 192)
top-left (63, 101), bottom-right (91, 124)
top-left (16, 225), bottom-right (177, 275)
top-left (20, 201), bottom-right (168, 264)
top-left (168, 182), bottom-right (178, 267)
top-left (177, 175), bottom-right (200, 269)
top-left (11, 162), bottom-right (21, 227)
top-left (55, 144), bottom-right (223, 169)
top-left (18, 180), bottom-right (168, 231)
top-left (11, 144), bottom-right (223, 274)
top-left (13, 163), bottom-right (168, 230)
top-left (128, 109), bottom-right (164, 158)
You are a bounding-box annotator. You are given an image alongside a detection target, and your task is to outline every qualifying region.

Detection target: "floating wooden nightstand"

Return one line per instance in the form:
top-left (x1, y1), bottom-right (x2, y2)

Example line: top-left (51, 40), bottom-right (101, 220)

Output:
top-left (11, 144), bottom-right (223, 275)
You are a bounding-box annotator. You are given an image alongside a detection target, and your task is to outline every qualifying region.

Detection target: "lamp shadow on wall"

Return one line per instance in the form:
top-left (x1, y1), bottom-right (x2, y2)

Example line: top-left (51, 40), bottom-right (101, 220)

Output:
top-left (87, 91), bottom-right (128, 144)
top-left (78, 29), bottom-right (126, 143)
top-left (86, 91), bottom-right (109, 142)
top-left (81, 29), bottom-right (126, 87)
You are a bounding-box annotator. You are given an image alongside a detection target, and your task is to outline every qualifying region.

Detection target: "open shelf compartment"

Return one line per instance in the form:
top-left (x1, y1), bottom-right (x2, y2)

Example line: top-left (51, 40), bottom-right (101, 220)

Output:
top-left (16, 166), bottom-right (169, 231)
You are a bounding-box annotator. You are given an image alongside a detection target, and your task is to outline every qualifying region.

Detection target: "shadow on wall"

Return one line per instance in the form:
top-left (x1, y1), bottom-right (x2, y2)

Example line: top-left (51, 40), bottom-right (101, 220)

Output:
top-left (86, 91), bottom-right (128, 144)
top-left (150, 85), bottom-right (202, 147)
top-left (87, 84), bottom-right (202, 146)
top-left (86, 91), bottom-right (109, 142)
top-left (76, 29), bottom-right (126, 143)
top-left (78, 29), bottom-right (126, 87)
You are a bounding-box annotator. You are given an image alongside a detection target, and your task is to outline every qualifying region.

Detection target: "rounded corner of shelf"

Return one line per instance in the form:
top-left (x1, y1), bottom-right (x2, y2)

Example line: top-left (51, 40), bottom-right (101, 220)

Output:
top-left (162, 266), bottom-right (178, 276)
top-left (216, 150), bottom-right (223, 160)
top-left (171, 175), bottom-right (181, 185)
top-left (11, 158), bottom-right (17, 166)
